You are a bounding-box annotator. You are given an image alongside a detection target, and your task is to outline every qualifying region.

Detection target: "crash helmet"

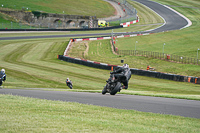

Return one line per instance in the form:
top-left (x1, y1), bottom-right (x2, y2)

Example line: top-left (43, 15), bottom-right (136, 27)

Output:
top-left (123, 64), bottom-right (129, 68)
top-left (1, 69), bottom-right (5, 73)
top-left (67, 78), bottom-right (69, 81)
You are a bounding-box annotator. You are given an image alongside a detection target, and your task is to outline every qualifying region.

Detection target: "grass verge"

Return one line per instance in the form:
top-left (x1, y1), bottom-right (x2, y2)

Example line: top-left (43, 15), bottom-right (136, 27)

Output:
top-left (0, 0), bottom-right (115, 18)
top-left (0, 94), bottom-right (199, 132)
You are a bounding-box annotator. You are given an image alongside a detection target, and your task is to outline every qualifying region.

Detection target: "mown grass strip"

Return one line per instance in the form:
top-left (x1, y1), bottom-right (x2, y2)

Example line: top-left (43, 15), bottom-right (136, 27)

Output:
top-left (0, 39), bottom-right (111, 89)
top-left (0, 0), bottom-right (115, 18)
top-left (0, 94), bottom-right (199, 132)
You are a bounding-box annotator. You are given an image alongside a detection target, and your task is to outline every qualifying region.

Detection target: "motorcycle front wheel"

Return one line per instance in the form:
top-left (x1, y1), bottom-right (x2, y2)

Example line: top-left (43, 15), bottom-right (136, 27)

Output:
top-left (68, 84), bottom-right (73, 89)
top-left (102, 86), bottom-right (107, 95)
top-left (110, 82), bottom-right (121, 95)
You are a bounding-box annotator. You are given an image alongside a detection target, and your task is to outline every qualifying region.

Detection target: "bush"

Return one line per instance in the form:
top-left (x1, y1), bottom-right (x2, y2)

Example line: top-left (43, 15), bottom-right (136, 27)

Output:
top-left (32, 11), bottom-right (41, 19)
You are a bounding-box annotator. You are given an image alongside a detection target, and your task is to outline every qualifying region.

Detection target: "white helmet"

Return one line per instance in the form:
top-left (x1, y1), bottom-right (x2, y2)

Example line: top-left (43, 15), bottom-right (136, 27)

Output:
top-left (1, 69), bottom-right (5, 73)
top-left (67, 78), bottom-right (69, 80)
top-left (123, 64), bottom-right (129, 68)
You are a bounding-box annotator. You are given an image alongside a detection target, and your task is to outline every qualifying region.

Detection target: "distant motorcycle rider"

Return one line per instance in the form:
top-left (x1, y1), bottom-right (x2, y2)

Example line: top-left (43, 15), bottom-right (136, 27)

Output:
top-left (66, 78), bottom-right (73, 89)
top-left (110, 64), bottom-right (131, 89)
top-left (0, 69), bottom-right (6, 86)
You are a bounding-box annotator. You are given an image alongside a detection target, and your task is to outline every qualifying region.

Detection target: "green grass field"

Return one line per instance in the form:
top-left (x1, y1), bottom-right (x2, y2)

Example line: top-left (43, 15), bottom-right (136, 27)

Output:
top-left (0, 94), bottom-right (199, 133)
top-left (0, 0), bottom-right (115, 29)
top-left (0, 0), bottom-right (200, 132)
top-left (0, 0), bottom-right (115, 18)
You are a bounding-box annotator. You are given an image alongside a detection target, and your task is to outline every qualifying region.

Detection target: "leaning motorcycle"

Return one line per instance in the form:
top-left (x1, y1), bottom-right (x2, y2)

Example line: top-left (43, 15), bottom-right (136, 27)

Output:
top-left (102, 73), bottom-right (124, 95)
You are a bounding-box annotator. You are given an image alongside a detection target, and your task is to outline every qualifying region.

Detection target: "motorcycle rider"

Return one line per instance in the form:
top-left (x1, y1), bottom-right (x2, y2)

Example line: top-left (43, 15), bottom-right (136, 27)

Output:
top-left (0, 69), bottom-right (6, 86)
top-left (66, 78), bottom-right (73, 89)
top-left (110, 64), bottom-right (131, 89)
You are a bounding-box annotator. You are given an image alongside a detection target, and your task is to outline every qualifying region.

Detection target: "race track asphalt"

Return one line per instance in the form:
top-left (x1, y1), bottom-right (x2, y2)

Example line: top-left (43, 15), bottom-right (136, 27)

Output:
top-left (0, 0), bottom-right (198, 119)
top-left (133, 0), bottom-right (190, 32)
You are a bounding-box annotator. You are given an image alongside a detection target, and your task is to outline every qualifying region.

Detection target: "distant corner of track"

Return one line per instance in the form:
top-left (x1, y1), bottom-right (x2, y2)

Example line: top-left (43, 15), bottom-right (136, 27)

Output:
top-left (162, 4), bottom-right (192, 29)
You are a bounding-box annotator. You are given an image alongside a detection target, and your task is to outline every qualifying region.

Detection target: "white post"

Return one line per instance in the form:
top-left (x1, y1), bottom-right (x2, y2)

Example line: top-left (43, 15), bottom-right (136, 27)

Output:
top-left (163, 43), bottom-right (165, 54)
top-left (135, 41), bottom-right (138, 55)
top-left (197, 48), bottom-right (200, 64)
top-left (163, 43), bottom-right (166, 58)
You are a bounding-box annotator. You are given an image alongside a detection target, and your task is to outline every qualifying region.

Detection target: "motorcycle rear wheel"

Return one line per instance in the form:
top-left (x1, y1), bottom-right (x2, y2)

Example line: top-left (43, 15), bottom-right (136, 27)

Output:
top-left (110, 82), bottom-right (121, 95)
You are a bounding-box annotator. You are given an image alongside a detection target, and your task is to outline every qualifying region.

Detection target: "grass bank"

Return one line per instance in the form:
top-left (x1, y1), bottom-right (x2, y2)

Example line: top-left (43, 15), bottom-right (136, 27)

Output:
top-left (0, 94), bottom-right (199, 132)
top-left (0, 0), bottom-right (115, 29)
top-left (0, 0), bottom-right (115, 18)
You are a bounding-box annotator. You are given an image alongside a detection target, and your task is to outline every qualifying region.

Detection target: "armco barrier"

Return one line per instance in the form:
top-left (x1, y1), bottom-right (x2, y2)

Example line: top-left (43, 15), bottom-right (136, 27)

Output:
top-left (58, 55), bottom-right (118, 70)
top-left (173, 75), bottom-right (185, 82)
top-left (188, 76), bottom-right (199, 84)
top-left (196, 78), bottom-right (200, 84)
top-left (120, 19), bottom-right (139, 27)
top-left (58, 55), bottom-right (200, 84)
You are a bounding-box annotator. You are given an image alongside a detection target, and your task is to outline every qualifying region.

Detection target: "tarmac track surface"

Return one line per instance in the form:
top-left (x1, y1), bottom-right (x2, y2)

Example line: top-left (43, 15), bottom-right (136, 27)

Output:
top-left (0, 1), bottom-right (198, 119)
top-left (0, 89), bottom-right (200, 119)
top-left (133, 0), bottom-right (190, 32)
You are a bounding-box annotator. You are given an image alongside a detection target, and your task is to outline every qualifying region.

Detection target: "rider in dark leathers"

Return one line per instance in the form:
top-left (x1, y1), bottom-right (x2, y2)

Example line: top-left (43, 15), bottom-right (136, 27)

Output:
top-left (66, 78), bottom-right (73, 89)
top-left (0, 69), bottom-right (6, 86)
top-left (110, 64), bottom-right (131, 89)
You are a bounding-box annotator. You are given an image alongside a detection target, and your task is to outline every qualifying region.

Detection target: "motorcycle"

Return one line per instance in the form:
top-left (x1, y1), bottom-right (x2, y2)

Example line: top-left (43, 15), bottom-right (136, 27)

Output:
top-left (66, 81), bottom-right (73, 89)
top-left (102, 73), bottom-right (125, 95)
